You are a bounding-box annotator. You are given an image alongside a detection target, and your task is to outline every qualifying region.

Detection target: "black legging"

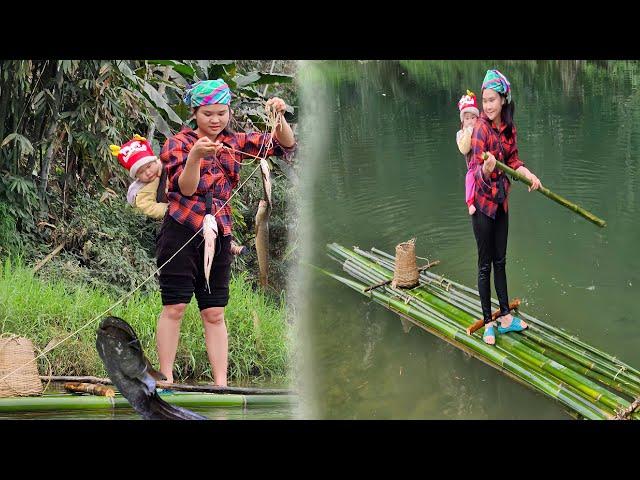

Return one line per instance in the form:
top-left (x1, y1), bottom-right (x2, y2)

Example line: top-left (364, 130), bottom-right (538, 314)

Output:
top-left (471, 203), bottom-right (510, 323)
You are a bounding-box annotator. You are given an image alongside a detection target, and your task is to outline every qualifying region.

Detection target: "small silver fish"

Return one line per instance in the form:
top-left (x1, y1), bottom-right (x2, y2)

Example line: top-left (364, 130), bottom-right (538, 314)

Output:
top-left (203, 214), bottom-right (218, 293)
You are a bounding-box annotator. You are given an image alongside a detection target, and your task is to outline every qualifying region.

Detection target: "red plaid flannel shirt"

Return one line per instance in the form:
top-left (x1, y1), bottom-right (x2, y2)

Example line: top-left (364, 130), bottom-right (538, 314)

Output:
top-left (470, 113), bottom-right (524, 218)
top-left (160, 127), bottom-right (296, 235)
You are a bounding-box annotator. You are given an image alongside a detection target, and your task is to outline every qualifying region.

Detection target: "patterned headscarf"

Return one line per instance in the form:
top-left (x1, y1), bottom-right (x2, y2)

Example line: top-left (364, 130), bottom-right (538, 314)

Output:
top-left (482, 69), bottom-right (512, 104)
top-left (183, 79), bottom-right (232, 107)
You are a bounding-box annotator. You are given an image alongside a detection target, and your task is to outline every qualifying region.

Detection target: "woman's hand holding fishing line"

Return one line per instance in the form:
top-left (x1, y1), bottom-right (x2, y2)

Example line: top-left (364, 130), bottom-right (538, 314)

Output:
top-left (188, 136), bottom-right (220, 162)
top-left (265, 97), bottom-right (287, 115)
top-left (265, 97), bottom-right (296, 148)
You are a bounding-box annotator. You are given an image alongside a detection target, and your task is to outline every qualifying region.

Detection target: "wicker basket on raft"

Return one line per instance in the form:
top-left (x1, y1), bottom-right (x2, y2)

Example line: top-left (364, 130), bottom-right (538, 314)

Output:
top-left (0, 335), bottom-right (43, 397)
top-left (391, 238), bottom-right (420, 289)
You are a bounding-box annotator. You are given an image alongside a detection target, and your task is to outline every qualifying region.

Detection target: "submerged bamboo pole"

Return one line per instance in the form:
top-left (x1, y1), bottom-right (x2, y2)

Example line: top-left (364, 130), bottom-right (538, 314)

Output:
top-left (493, 159), bottom-right (606, 228)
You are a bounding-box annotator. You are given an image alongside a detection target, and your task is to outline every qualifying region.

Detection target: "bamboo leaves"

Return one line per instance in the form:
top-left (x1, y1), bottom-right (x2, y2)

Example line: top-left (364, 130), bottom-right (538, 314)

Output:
top-left (1, 133), bottom-right (34, 155)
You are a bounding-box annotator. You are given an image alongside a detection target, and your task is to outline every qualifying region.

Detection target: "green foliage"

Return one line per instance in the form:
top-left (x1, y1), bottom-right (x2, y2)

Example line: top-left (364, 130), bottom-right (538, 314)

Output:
top-left (0, 259), bottom-right (291, 382)
top-left (36, 190), bottom-right (157, 296)
top-left (0, 173), bottom-right (39, 232)
top-left (0, 202), bottom-right (21, 257)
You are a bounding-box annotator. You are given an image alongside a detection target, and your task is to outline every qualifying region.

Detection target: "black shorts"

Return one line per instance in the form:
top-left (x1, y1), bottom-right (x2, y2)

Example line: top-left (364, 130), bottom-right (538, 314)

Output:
top-left (156, 215), bottom-right (232, 310)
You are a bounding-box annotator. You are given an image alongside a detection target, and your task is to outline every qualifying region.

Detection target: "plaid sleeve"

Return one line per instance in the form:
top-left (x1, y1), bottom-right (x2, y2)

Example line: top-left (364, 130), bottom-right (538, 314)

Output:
top-left (239, 132), bottom-right (297, 162)
top-left (160, 136), bottom-right (189, 191)
top-left (470, 124), bottom-right (492, 194)
top-left (506, 126), bottom-right (524, 171)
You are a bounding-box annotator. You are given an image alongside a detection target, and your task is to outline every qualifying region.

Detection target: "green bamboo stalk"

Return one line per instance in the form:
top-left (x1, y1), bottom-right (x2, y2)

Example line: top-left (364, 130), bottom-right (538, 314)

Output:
top-left (408, 258), bottom-right (640, 378)
top-left (324, 268), bottom-right (609, 419)
top-left (332, 246), bottom-right (636, 412)
top-left (418, 270), bottom-right (640, 386)
top-left (413, 271), bottom-right (640, 390)
top-left (359, 246), bottom-right (640, 404)
top-left (493, 159), bottom-right (606, 228)
top-left (339, 261), bottom-right (625, 416)
top-left (0, 393), bottom-right (297, 413)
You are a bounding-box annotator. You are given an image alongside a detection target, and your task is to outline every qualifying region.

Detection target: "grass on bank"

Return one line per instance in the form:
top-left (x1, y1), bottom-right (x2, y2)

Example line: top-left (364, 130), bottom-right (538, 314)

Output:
top-left (0, 258), bottom-right (290, 384)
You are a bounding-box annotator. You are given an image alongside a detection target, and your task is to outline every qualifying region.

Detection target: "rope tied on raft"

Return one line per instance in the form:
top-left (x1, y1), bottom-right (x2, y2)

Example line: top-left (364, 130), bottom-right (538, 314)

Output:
top-left (392, 238), bottom-right (420, 289)
top-left (614, 396), bottom-right (640, 420)
top-left (613, 365), bottom-right (627, 381)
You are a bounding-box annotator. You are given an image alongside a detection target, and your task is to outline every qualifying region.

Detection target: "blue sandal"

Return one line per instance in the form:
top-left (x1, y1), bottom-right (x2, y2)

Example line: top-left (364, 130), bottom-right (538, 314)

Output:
top-left (483, 323), bottom-right (496, 345)
top-left (497, 316), bottom-right (527, 334)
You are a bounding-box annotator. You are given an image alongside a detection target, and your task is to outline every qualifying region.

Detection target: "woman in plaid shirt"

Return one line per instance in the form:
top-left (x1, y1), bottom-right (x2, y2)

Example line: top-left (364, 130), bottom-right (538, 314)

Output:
top-left (469, 70), bottom-right (542, 345)
top-left (155, 79), bottom-right (296, 386)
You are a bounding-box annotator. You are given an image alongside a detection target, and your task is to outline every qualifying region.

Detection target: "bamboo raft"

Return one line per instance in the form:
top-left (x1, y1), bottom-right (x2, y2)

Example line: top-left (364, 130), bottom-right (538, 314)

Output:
top-left (0, 392), bottom-right (297, 413)
top-left (322, 243), bottom-right (640, 420)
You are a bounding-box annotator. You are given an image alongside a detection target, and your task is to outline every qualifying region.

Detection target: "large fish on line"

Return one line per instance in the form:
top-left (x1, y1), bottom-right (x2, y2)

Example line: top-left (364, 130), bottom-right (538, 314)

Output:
top-left (255, 199), bottom-right (271, 288)
top-left (96, 316), bottom-right (206, 420)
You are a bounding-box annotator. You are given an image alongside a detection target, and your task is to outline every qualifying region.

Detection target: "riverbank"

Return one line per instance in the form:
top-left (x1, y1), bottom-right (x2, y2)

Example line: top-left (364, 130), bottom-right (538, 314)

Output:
top-left (0, 259), bottom-right (290, 383)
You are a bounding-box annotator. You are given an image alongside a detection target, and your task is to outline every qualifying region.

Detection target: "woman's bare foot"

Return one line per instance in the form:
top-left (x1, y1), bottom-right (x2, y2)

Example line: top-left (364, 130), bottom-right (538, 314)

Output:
top-left (468, 204), bottom-right (476, 215)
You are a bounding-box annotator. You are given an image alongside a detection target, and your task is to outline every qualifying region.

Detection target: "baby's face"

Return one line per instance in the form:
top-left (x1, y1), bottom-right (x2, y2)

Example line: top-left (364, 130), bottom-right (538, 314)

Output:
top-left (463, 112), bottom-right (478, 129)
top-left (136, 160), bottom-right (160, 183)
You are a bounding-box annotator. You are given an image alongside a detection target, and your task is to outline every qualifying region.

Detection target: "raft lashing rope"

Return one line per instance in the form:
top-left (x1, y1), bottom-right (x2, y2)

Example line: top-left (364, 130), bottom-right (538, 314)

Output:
top-left (323, 243), bottom-right (640, 420)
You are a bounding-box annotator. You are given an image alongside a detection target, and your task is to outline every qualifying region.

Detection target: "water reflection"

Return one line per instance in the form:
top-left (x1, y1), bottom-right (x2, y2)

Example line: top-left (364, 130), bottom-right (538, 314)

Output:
top-left (299, 60), bottom-right (640, 419)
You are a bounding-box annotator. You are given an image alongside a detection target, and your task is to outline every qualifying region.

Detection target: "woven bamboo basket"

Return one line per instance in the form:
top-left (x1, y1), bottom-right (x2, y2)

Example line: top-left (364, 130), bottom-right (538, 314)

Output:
top-left (392, 239), bottom-right (419, 289)
top-left (0, 335), bottom-right (43, 397)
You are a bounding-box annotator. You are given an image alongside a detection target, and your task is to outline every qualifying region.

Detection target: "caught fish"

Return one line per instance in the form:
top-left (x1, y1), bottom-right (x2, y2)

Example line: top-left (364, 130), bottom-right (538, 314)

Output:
top-left (203, 214), bottom-right (218, 293)
top-left (96, 316), bottom-right (206, 420)
top-left (259, 158), bottom-right (272, 209)
top-left (255, 199), bottom-right (271, 288)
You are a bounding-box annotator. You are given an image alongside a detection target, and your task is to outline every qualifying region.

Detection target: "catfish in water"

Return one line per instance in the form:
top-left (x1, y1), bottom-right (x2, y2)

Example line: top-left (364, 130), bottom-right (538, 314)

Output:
top-left (96, 316), bottom-right (206, 420)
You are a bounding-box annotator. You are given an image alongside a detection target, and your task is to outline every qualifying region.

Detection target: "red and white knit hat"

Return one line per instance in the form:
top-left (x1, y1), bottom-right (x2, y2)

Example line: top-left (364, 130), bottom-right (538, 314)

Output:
top-left (110, 134), bottom-right (158, 178)
top-left (458, 90), bottom-right (480, 122)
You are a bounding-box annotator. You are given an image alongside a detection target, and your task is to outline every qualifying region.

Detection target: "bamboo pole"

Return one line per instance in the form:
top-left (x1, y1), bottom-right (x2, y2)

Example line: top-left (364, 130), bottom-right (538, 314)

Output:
top-left (362, 247), bottom-right (640, 391)
top-left (466, 299), bottom-right (521, 335)
top-left (341, 261), bottom-right (623, 416)
top-left (40, 376), bottom-right (294, 396)
top-left (64, 382), bottom-right (115, 397)
top-left (327, 245), bottom-right (640, 418)
top-left (0, 393), bottom-right (297, 413)
top-left (322, 267), bottom-right (610, 419)
top-left (493, 159), bottom-right (606, 228)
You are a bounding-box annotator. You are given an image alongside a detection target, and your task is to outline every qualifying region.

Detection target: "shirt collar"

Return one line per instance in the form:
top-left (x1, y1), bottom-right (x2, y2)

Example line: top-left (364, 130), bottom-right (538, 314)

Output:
top-left (480, 112), bottom-right (507, 133)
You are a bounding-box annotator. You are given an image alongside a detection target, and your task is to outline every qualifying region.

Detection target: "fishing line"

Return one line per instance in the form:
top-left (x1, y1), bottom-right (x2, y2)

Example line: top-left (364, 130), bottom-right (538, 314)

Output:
top-left (0, 161), bottom-right (264, 386)
top-left (1, 103), bottom-right (286, 384)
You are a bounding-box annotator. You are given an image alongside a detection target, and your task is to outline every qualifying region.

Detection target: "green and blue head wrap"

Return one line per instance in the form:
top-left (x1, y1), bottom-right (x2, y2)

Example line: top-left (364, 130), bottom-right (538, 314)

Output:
top-left (183, 79), bottom-right (232, 107)
top-left (482, 69), bottom-right (512, 104)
